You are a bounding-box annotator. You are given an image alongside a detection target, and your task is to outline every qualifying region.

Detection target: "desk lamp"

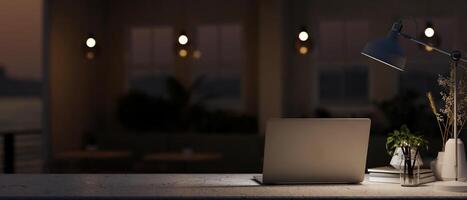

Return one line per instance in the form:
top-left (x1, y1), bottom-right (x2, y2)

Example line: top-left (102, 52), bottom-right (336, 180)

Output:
top-left (362, 20), bottom-right (467, 192)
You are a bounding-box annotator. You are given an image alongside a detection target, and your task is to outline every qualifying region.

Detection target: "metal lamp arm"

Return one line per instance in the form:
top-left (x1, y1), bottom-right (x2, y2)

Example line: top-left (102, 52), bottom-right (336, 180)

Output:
top-left (398, 32), bottom-right (467, 64)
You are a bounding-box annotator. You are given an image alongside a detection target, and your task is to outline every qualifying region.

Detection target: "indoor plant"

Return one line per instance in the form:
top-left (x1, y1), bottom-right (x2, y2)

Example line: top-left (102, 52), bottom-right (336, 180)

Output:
top-left (427, 64), bottom-right (467, 180)
top-left (386, 125), bottom-right (427, 186)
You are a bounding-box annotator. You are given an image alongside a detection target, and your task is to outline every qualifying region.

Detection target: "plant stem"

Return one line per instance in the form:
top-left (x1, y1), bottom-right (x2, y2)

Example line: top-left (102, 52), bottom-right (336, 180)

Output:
top-left (411, 148), bottom-right (419, 173)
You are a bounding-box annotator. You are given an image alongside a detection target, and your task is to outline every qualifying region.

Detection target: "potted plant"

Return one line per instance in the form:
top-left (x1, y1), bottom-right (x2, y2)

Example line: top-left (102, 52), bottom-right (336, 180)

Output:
top-left (386, 125), bottom-right (428, 186)
top-left (426, 64), bottom-right (467, 180)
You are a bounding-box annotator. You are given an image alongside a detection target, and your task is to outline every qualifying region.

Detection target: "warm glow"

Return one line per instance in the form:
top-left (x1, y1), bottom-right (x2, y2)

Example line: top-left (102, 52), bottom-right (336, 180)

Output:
top-left (178, 34), bottom-right (189, 45)
top-left (178, 49), bottom-right (188, 58)
top-left (424, 27), bottom-right (435, 38)
top-left (425, 45), bottom-right (434, 52)
top-left (299, 46), bottom-right (308, 54)
top-left (298, 31), bottom-right (309, 42)
top-left (86, 51), bottom-right (95, 60)
top-left (86, 37), bottom-right (96, 48)
top-left (193, 50), bottom-right (202, 59)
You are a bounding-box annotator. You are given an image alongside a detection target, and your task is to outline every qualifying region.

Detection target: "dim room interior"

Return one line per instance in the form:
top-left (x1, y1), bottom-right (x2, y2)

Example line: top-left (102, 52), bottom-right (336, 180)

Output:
top-left (0, 0), bottom-right (467, 199)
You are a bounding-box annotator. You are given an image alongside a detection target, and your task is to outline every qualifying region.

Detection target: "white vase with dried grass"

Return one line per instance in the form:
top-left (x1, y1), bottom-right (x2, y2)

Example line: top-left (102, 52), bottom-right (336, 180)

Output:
top-left (427, 65), bottom-right (467, 181)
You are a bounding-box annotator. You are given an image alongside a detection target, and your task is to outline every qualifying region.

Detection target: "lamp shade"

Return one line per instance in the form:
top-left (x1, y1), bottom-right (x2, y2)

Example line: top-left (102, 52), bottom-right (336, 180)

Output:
top-left (361, 25), bottom-right (407, 71)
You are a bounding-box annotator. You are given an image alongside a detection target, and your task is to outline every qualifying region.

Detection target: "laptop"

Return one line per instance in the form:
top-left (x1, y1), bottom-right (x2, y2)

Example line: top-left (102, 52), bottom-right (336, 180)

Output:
top-left (255, 118), bottom-right (371, 184)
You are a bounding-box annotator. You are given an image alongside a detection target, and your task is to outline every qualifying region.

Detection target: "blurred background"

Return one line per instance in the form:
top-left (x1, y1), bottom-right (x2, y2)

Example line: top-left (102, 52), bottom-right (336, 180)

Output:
top-left (0, 0), bottom-right (466, 173)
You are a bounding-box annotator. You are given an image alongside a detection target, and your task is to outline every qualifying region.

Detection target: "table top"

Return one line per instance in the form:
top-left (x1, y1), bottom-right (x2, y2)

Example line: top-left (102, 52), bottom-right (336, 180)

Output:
top-left (0, 174), bottom-right (466, 199)
top-left (55, 150), bottom-right (131, 159)
top-left (143, 152), bottom-right (223, 162)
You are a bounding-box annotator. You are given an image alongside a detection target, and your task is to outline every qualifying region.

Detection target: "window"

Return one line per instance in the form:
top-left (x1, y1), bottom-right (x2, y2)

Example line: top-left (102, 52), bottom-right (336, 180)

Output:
top-left (319, 66), bottom-right (369, 104)
top-left (128, 27), bottom-right (174, 97)
top-left (192, 24), bottom-right (243, 111)
top-left (0, 0), bottom-right (43, 173)
top-left (316, 20), bottom-right (369, 105)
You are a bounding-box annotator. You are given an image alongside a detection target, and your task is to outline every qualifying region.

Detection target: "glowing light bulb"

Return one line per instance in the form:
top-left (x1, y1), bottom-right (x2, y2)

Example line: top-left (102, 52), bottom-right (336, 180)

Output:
top-left (298, 31), bottom-right (309, 42)
top-left (193, 50), bottom-right (202, 59)
top-left (178, 49), bottom-right (188, 58)
top-left (86, 37), bottom-right (96, 48)
top-left (178, 34), bottom-right (189, 45)
top-left (424, 27), bottom-right (435, 38)
top-left (298, 46), bottom-right (308, 55)
top-left (425, 45), bottom-right (433, 52)
top-left (86, 51), bottom-right (95, 60)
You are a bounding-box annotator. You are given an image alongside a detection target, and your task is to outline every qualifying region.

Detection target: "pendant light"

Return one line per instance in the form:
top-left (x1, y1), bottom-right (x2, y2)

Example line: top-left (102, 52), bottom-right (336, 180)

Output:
top-left (424, 22), bottom-right (435, 38)
top-left (296, 27), bottom-right (312, 55)
top-left (419, 21), bottom-right (441, 52)
top-left (176, 0), bottom-right (191, 59)
top-left (419, 0), bottom-right (441, 52)
top-left (84, 33), bottom-right (98, 60)
top-left (176, 31), bottom-right (190, 58)
top-left (178, 32), bottom-right (189, 45)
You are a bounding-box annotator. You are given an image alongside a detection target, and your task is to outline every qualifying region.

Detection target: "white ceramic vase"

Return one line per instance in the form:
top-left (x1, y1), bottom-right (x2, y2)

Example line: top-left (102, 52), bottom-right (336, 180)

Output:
top-left (390, 147), bottom-right (423, 170)
top-left (441, 139), bottom-right (467, 181)
top-left (430, 151), bottom-right (444, 181)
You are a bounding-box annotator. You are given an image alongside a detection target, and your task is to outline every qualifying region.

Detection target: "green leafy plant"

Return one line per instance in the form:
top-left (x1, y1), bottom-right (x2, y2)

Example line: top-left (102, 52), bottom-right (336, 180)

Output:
top-left (386, 125), bottom-right (428, 155)
top-left (386, 125), bottom-right (428, 176)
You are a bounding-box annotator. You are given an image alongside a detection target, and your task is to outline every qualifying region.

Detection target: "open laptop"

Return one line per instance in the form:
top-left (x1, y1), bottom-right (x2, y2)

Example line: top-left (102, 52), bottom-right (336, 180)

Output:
top-left (255, 118), bottom-right (371, 184)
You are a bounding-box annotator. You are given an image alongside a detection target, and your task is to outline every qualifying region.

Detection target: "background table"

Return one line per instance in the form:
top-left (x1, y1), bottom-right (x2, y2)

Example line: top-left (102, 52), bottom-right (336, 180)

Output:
top-left (0, 174), bottom-right (466, 199)
top-left (140, 152), bottom-right (223, 172)
top-left (53, 150), bottom-right (132, 173)
top-left (55, 150), bottom-right (131, 159)
top-left (143, 152), bottom-right (223, 162)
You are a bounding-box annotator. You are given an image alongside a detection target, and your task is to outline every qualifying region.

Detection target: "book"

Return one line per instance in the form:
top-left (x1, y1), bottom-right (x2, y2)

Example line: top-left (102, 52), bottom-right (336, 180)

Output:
top-left (370, 172), bottom-right (434, 179)
top-left (369, 175), bottom-right (436, 184)
top-left (368, 166), bottom-right (432, 174)
top-left (368, 166), bottom-right (435, 184)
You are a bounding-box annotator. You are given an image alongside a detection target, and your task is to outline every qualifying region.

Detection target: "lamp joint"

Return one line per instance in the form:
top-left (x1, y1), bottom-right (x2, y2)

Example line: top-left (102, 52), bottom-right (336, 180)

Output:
top-left (451, 50), bottom-right (462, 61)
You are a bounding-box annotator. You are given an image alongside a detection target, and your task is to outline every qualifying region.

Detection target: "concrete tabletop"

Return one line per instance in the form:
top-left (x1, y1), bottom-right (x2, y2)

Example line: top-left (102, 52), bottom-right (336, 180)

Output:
top-left (0, 174), bottom-right (466, 199)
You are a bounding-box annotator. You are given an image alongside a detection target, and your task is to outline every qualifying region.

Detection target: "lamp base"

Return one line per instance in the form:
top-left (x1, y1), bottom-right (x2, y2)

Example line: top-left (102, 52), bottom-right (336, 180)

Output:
top-left (435, 181), bottom-right (467, 192)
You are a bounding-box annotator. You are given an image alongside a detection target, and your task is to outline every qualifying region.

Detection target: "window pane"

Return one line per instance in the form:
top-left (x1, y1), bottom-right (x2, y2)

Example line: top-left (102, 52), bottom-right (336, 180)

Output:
top-left (344, 67), bottom-right (368, 101)
top-left (345, 21), bottom-right (368, 62)
top-left (194, 24), bottom-right (243, 111)
top-left (153, 27), bottom-right (173, 72)
top-left (319, 21), bottom-right (344, 60)
top-left (317, 20), bottom-right (369, 106)
top-left (319, 70), bottom-right (343, 100)
top-left (0, 0), bottom-right (43, 173)
top-left (219, 25), bottom-right (242, 77)
top-left (194, 25), bottom-right (218, 77)
top-left (130, 28), bottom-right (152, 66)
top-left (128, 27), bottom-right (174, 97)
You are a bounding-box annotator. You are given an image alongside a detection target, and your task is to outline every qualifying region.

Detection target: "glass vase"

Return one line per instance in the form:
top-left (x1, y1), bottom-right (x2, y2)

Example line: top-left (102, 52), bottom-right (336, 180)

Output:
top-left (400, 154), bottom-right (420, 187)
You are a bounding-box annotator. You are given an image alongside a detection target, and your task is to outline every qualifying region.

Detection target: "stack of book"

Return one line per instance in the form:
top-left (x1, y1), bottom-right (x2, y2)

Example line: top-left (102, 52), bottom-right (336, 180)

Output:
top-left (368, 166), bottom-right (436, 184)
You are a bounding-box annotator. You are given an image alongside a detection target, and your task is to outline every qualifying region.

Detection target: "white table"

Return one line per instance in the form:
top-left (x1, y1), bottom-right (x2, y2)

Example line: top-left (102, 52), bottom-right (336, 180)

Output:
top-left (0, 174), bottom-right (466, 199)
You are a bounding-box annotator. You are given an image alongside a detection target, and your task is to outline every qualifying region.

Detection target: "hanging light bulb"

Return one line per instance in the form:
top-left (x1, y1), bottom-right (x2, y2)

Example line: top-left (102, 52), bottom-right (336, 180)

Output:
top-left (419, 21), bottom-right (441, 52)
top-left (176, 31), bottom-right (191, 58)
top-left (424, 27), bottom-right (435, 38)
top-left (86, 37), bottom-right (96, 48)
top-left (178, 32), bottom-right (189, 45)
top-left (424, 22), bottom-right (435, 38)
top-left (83, 34), bottom-right (98, 60)
top-left (295, 27), bottom-right (312, 55)
top-left (298, 30), bottom-right (309, 42)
